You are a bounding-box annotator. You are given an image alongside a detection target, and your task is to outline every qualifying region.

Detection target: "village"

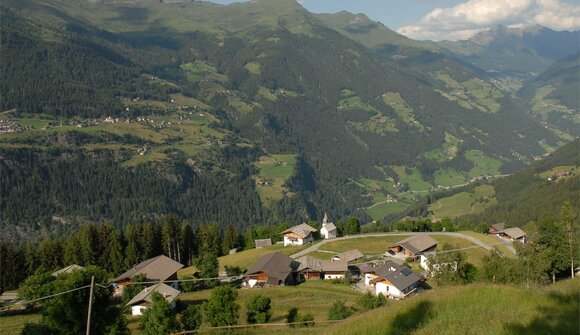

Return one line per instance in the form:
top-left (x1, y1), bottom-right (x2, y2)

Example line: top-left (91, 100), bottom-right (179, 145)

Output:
top-left (21, 214), bottom-right (529, 322)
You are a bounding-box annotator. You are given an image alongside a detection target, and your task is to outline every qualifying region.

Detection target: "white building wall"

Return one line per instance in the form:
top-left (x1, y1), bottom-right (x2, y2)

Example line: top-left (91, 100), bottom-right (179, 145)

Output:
top-left (283, 236), bottom-right (304, 246)
top-left (364, 273), bottom-right (376, 286)
top-left (320, 226), bottom-right (337, 239)
top-left (131, 305), bottom-right (147, 316)
top-left (323, 273), bottom-right (345, 280)
top-left (375, 282), bottom-right (401, 297)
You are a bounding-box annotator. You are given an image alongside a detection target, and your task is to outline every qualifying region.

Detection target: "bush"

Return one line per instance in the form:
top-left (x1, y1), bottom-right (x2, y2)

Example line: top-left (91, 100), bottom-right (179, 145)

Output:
top-left (356, 292), bottom-right (387, 310)
top-left (298, 313), bottom-right (315, 327)
top-left (180, 304), bottom-right (201, 331)
top-left (327, 301), bottom-right (353, 320)
top-left (246, 294), bottom-right (272, 324)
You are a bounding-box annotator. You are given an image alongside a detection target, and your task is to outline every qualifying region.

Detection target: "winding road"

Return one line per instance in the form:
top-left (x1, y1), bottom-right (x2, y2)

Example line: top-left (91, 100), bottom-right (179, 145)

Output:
top-left (290, 231), bottom-right (516, 259)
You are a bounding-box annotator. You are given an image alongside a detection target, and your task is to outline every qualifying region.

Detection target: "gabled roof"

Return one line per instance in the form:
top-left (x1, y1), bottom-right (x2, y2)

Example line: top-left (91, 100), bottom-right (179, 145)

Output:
top-left (321, 259), bottom-right (348, 272)
top-left (282, 223), bottom-right (317, 238)
top-left (244, 252), bottom-right (296, 282)
top-left (358, 261), bottom-right (398, 275)
top-left (334, 249), bottom-right (364, 263)
top-left (502, 227), bottom-right (526, 239)
top-left (296, 255), bottom-right (323, 272)
top-left (126, 283), bottom-right (180, 307)
top-left (321, 222), bottom-right (337, 232)
top-left (389, 235), bottom-right (438, 255)
top-left (489, 222), bottom-right (506, 231)
top-left (382, 266), bottom-right (422, 291)
top-left (113, 255), bottom-right (184, 283)
top-left (51, 264), bottom-right (84, 277)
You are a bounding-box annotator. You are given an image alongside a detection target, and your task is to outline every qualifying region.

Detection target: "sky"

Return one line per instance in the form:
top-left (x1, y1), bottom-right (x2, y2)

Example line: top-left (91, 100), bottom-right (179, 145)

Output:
top-left (210, 0), bottom-right (580, 41)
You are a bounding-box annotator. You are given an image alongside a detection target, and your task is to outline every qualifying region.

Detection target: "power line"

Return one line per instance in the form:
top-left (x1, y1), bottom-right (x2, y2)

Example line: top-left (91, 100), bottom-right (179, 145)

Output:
top-left (0, 284), bottom-right (91, 312)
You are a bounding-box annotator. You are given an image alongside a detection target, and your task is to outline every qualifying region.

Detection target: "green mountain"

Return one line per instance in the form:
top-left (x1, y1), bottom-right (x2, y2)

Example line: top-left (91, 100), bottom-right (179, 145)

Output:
top-left (0, 0), bottom-right (561, 239)
top-left (438, 25), bottom-right (580, 88)
top-left (518, 52), bottom-right (580, 138)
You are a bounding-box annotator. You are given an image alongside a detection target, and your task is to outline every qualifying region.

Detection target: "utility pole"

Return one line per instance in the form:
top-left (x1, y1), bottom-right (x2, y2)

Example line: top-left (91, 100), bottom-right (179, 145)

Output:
top-left (86, 276), bottom-right (95, 335)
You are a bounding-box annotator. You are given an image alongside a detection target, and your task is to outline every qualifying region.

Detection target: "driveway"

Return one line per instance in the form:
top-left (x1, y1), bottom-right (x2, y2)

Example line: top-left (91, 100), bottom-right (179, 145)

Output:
top-left (290, 231), bottom-right (515, 259)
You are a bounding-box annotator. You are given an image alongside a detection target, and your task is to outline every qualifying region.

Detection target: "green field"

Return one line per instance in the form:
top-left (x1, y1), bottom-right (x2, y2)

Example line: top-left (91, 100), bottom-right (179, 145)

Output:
top-left (366, 201), bottom-right (411, 221)
top-left (433, 169), bottom-right (467, 186)
top-left (537, 165), bottom-right (577, 179)
top-left (244, 62), bottom-right (261, 75)
top-left (424, 132), bottom-right (460, 162)
top-left (429, 185), bottom-right (497, 219)
top-left (434, 73), bottom-right (503, 113)
top-left (321, 280), bottom-right (580, 335)
top-left (382, 92), bottom-right (424, 130)
top-left (254, 154), bottom-right (297, 206)
top-left (0, 313), bottom-right (42, 334)
top-left (459, 231), bottom-right (516, 258)
top-left (465, 150), bottom-right (502, 177)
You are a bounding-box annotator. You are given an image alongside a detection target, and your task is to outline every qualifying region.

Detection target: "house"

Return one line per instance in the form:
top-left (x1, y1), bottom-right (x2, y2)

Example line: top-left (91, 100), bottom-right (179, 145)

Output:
top-left (296, 256), bottom-right (348, 280)
top-left (112, 255), bottom-right (184, 291)
top-left (126, 283), bottom-right (180, 316)
top-left (296, 255), bottom-right (324, 280)
top-left (321, 260), bottom-right (348, 280)
top-left (332, 249), bottom-right (364, 263)
top-left (387, 235), bottom-right (438, 258)
top-left (359, 262), bottom-right (399, 286)
top-left (370, 265), bottom-right (422, 299)
top-left (320, 213), bottom-right (337, 239)
top-left (243, 252), bottom-right (298, 288)
top-left (51, 264), bottom-right (85, 277)
top-left (254, 238), bottom-right (272, 249)
top-left (281, 223), bottom-right (317, 246)
top-left (488, 223), bottom-right (506, 234)
top-left (499, 227), bottom-right (526, 243)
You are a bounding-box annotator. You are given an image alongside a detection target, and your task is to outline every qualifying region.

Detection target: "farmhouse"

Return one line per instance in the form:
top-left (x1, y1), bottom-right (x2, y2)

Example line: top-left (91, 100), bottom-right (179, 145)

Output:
top-left (320, 213), bottom-right (337, 239)
top-left (126, 283), bottom-right (180, 316)
top-left (112, 255), bottom-right (184, 290)
top-left (332, 249), bottom-right (364, 263)
top-left (282, 223), bottom-right (317, 246)
top-left (488, 223), bottom-right (506, 234)
top-left (296, 255), bottom-right (348, 280)
top-left (51, 264), bottom-right (85, 277)
top-left (254, 238), bottom-right (272, 248)
top-left (387, 235), bottom-right (438, 258)
top-left (499, 227), bottom-right (526, 243)
top-left (243, 252), bottom-right (298, 288)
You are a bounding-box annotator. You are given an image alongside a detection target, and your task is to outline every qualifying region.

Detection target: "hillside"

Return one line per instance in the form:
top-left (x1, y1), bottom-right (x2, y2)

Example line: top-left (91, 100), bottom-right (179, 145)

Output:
top-left (439, 25), bottom-right (580, 88)
top-left (518, 52), bottom-right (580, 138)
top-left (0, 0), bottom-right (562, 238)
top-left (323, 280), bottom-right (580, 335)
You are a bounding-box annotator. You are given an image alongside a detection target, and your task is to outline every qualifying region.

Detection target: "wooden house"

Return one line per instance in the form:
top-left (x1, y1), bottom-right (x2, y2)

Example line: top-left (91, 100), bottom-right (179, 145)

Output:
top-left (112, 255), bottom-right (184, 293)
top-left (499, 227), bottom-right (526, 243)
top-left (282, 223), bottom-right (317, 246)
top-left (488, 223), bottom-right (506, 234)
top-left (332, 249), bottom-right (364, 263)
top-left (243, 252), bottom-right (298, 288)
top-left (387, 235), bottom-right (438, 258)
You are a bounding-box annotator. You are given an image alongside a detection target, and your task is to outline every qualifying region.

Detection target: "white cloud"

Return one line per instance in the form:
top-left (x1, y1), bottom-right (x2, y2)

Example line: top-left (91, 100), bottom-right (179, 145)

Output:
top-left (397, 0), bottom-right (580, 41)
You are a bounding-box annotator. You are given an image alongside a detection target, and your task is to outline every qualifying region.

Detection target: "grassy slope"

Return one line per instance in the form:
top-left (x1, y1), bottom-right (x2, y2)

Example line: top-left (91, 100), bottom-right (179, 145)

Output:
top-left (429, 185), bottom-right (497, 219)
top-left (323, 279), bottom-right (580, 335)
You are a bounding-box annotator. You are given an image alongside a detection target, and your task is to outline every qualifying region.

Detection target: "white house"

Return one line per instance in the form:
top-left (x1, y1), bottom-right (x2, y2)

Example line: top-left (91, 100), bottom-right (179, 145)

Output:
top-left (359, 262), bottom-right (421, 299)
top-left (281, 223), bottom-right (317, 246)
top-left (126, 283), bottom-right (180, 316)
top-left (320, 213), bottom-right (337, 239)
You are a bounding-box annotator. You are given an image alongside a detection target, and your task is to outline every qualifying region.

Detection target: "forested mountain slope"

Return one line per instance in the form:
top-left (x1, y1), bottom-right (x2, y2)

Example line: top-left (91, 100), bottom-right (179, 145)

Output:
top-left (0, 0), bottom-right (562, 239)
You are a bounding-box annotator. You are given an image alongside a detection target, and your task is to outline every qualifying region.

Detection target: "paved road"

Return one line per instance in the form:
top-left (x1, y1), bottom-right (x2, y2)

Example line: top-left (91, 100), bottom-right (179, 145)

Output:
top-left (290, 232), bottom-right (514, 259)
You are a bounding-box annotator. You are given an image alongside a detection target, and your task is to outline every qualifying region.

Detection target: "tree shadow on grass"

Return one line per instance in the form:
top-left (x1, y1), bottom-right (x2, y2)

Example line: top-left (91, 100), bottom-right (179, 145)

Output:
top-left (505, 291), bottom-right (580, 335)
top-left (385, 300), bottom-right (434, 335)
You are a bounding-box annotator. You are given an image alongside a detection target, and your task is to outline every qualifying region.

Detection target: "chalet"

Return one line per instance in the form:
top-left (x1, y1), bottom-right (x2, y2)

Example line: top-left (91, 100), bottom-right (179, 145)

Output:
top-left (296, 255), bottom-right (323, 280)
top-left (370, 264), bottom-right (422, 299)
top-left (112, 255), bottom-right (184, 291)
top-left (488, 223), bottom-right (506, 234)
top-left (126, 283), bottom-right (180, 316)
top-left (360, 262), bottom-right (399, 286)
top-left (387, 235), bottom-right (438, 258)
top-left (243, 252), bottom-right (298, 288)
top-left (499, 227), bottom-right (526, 243)
top-left (254, 238), bottom-right (272, 249)
top-left (332, 249), bottom-right (364, 263)
top-left (320, 213), bottom-right (337, 239)
top-left (296, 256), bottom-right (348, 280)
top-left (282, 223), bottom-right (317, 246)
top-left (51, 264), bottom-right (85, 277)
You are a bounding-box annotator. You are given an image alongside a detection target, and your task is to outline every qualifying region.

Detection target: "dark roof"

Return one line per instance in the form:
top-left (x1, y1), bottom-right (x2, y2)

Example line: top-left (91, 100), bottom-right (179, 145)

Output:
top-left (244, 252), bottom-right (295, 282)
top-left (282, 223), bottom-right (317, 238)
top-left (382, 266), bottom-right (422, 291)
top-left (389, 235), bottom-right (438, 255)
top-left (358, 261), bottom-right (398, 275)
top-left (321, 259), bottom-right (348, 272)
top-left (51, 264), bottom-right (84, 277)
top-left (334, 249), bottom-right (364, 263)
top-left (113, 255), bottom-right (184, 283)
top-left (296, 255), bottom-right (323, 272)
top-left (126, 283), bottom-right (180, 306)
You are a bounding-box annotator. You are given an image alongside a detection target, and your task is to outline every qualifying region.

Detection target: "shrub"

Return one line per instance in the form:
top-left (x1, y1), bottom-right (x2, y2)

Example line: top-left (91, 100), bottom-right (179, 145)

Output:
top-left (246, 294), bottom-right (272, 324)
top-left (327, 301), bottom-right (353, 320)
top-left (356, 292), bottom-right (387, 310)
top-left (180, 304), bottom-right (202, 331)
